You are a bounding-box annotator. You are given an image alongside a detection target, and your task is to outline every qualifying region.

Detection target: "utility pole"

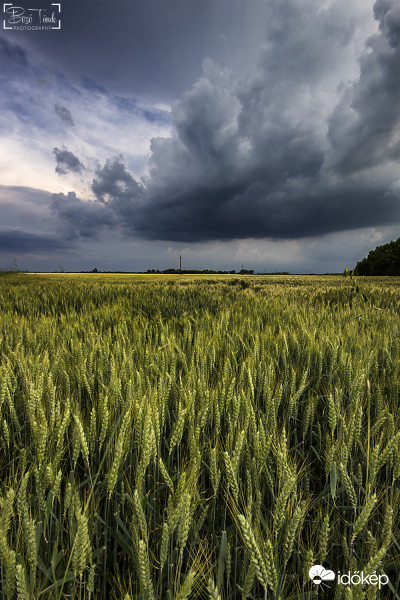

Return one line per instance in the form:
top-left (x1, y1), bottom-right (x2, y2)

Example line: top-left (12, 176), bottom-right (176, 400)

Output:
top-left (180, 255), bottom-right (182, 274)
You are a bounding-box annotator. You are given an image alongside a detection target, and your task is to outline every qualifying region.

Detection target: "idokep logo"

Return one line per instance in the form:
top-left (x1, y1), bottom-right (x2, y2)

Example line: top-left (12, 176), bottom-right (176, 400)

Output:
top-left (3, 2), bottom-right (61, 30)
top-left (309, 564), bottom-right (389, 591)
top-left (309, 565), bottom-right (335, 590)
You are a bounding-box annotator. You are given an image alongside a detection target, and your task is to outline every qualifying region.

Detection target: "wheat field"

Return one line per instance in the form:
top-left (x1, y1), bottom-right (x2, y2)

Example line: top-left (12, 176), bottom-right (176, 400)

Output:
top-left (0, 273), bottom-right (399, 599)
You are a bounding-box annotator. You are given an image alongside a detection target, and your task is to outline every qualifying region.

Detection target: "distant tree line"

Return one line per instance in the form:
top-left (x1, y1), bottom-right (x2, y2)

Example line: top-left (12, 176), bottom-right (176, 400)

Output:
top-left (147, 268), bottom-right (238, 274)
top-left (355, 237), bottom-right (400, 276)
top-left (147, 268), bottom-right (263, 274)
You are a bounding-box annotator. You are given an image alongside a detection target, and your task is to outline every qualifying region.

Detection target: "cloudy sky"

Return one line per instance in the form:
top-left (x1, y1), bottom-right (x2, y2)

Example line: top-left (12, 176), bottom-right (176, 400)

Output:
top-left (1, 0), bottom-right (400, 273)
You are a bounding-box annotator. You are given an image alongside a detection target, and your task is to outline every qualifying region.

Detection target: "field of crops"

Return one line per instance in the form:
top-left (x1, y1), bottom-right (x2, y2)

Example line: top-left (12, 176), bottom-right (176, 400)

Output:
top-left (0, 273), bottom-right (399, 599)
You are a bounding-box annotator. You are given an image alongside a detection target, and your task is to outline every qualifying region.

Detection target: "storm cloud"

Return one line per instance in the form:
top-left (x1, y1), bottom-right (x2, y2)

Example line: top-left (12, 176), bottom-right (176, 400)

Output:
top-left (53, 147), bottom-right (84, 175)
top-left (329, 0), bottom-right (400, 173)
top-left (51, 191), bottom-right (116, 239)
top-left (48, 0), bottom-right (400, 244)
top-left (92, 158), bottom-right (145, 206)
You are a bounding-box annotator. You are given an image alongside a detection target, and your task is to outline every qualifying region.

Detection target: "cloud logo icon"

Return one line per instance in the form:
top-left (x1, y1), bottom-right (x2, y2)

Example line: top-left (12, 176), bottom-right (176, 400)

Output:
top-left (309, 565), bottom-right (335, 588)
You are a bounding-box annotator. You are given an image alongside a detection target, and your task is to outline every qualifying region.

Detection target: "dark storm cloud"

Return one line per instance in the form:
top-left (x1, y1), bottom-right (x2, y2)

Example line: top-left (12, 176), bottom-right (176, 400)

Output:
top-left (53, 147), bottom-right (84, 175)
top-left (54, 105), bottom-right (74, 127)
top-left (46, 0), bottom-right (400, 244)
top-left (51, 191), bottom-right (117, 239)
top-left (0, 229), bottom-right (68, 253)
top-left (50, 158), bottom-right (146, 239)
top-left (131, 180), bottom-right (400, 243)
top-left (92, 158), bottom-right (145, 206)
top-left (329, 0), bottom-right (400, 173)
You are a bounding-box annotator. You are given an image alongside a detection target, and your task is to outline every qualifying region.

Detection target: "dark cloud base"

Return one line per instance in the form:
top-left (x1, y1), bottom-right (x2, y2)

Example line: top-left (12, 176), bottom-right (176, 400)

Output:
top-left (133, 188), bottom-right (400, 243)
top-left (52, 160), bottom-right (400, 244)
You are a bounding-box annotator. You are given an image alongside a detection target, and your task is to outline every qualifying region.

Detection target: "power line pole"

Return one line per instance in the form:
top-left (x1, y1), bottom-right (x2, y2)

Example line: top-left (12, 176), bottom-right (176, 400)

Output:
top-left (180, 255), bottom-right (182, 274)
